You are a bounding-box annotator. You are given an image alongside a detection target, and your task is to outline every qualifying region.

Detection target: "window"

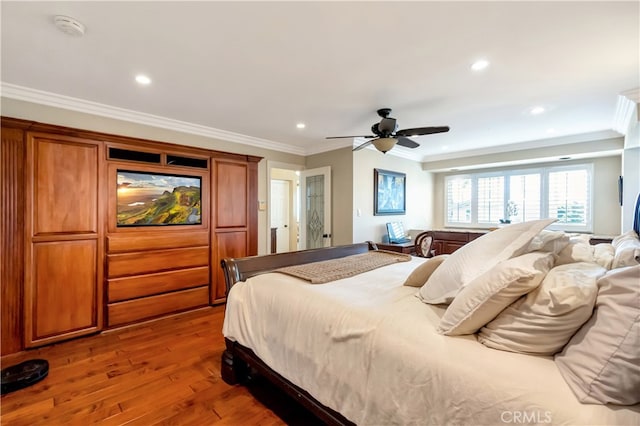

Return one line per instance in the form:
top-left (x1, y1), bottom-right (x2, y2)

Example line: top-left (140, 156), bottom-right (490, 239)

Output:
top-left (445, 164), bottom-right (593, 232)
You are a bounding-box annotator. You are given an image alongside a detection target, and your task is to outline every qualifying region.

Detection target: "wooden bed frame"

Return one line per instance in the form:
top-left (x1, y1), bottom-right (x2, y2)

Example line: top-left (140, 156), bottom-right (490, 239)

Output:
top-left (220, 243), bottom-right (377, 426)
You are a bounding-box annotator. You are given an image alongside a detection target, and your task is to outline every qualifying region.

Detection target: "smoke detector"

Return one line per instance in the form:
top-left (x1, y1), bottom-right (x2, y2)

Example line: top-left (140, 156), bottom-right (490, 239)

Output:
top-left (53, 15), bottom-right (85, 36)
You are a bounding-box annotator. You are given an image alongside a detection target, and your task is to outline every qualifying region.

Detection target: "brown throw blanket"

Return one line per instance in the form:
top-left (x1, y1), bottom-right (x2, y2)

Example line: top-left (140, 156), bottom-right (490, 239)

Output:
top-left (275, 250), bottom-right (412, 284)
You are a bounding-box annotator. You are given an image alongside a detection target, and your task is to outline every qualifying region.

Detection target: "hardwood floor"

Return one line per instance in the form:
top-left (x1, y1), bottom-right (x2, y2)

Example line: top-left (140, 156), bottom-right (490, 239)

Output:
top-left (0, 306), bottom-right (324, 425)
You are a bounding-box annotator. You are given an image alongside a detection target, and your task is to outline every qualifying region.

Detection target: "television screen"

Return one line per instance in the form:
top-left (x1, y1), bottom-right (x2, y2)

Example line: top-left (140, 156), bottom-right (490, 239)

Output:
top-left (117, 170), bottom-right (202, 226)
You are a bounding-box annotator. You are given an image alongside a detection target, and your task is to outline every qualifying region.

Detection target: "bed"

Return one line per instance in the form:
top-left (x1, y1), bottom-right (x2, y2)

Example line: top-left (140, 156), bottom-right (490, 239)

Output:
top-left (221, 202), bottom-right (640, 425)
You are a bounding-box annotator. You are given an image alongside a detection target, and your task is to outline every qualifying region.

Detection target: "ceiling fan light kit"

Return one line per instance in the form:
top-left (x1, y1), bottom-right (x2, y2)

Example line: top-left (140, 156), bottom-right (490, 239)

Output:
top-left (326, 108), bottom-right (450, 154)
top-left (372, 138), bottom-right (397, 154)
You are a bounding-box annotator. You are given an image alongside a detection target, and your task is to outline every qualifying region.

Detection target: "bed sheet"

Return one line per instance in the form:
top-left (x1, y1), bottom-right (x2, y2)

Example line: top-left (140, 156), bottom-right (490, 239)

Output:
top-left (222, 256), bottom-right (639, 425)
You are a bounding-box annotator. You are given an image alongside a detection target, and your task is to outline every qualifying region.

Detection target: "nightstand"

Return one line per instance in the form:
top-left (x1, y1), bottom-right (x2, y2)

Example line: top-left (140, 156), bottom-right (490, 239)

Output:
top-left (375, 241), bottom-right (416, 255)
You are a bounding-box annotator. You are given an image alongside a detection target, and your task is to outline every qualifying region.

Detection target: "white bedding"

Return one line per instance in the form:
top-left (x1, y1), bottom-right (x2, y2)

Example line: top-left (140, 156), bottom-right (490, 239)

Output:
top-left (223, 256), bottom-right (640, 425)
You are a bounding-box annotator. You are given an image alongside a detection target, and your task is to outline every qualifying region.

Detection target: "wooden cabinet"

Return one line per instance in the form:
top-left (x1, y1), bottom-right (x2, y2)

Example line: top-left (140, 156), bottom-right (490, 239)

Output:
top-left (375, 241), bottom-right (416, 255)
top-left (210, 158), bottom-right (259, 304)
top-left (24, 133), bottom-right (103, 347)
top-left (2, 117), bottom-right (261, 353)
top-left (430, 230), bottom-right (486, 256)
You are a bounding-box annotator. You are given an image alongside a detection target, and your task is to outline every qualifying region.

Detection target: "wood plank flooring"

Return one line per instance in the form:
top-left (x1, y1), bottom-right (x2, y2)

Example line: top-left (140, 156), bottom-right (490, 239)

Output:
top-left (0, 306), bottom-right (324, 425)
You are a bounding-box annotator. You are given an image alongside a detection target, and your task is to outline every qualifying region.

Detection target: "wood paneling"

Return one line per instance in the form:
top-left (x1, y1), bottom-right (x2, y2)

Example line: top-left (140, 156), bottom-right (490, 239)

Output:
top-left (32, 136), bottom-right (98, 234)
top-left (108, 266), bottom-right (209, 302)
top-left (26, 240), bottom-right (98, 345)
top-left (213, 231), bottom-right (247, 302)
top-left (1, 126), bottom-right (25, 355)
top-left (108, 286), bottom-right (209, 326)
top-left (24, 132), bottom-right (103, 348)
top-left (213, 160), bottom-right (247, 228)
top-left (107, 231), bottom-right (209, 253)
top-left (107, 246), bottom-right (209, 278)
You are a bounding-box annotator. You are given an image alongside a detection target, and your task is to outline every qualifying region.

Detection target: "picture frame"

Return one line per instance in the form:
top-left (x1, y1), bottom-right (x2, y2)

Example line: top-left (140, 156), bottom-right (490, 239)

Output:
top-left (374, 168), bottom-right (406, 215)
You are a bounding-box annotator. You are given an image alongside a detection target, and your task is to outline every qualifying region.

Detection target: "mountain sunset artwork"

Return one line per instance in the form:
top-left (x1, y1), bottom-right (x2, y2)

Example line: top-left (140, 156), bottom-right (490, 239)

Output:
top-left (117, 171), bottom-right (202, 226)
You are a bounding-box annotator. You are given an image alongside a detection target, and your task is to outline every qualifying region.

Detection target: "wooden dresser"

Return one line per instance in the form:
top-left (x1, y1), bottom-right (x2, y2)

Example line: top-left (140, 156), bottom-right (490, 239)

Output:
top-left (428, 230), bottom-right (487, 256)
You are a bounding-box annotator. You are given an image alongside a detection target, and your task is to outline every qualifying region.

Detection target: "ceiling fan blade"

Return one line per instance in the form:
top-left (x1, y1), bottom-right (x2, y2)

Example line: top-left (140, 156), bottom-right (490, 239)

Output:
top-left (395, 126), bottom-right (450, 137)
top-left (396, 137), bottom-right (420, 149)
top-left (326, 135), bottom-right (376, 139)
top-left (353, 140), bottom-right (374, 151)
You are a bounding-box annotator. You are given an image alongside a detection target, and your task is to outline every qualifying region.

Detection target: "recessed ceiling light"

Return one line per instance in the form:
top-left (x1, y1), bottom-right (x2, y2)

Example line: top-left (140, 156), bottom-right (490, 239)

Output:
top-left (559, 157), bottom-right (571, 160)
top-left (546, 128), bottom-right (556, 134)
top-left (296, 123), bottom-right (306, 129)
top-left (441, 145), bottom-right (449, 151)
top-left (470, 59), bottom-right (490, 71)
top-left (530, 106), bottom-right (545, 115)
top-left (135, 74), bottom-right (151, 85)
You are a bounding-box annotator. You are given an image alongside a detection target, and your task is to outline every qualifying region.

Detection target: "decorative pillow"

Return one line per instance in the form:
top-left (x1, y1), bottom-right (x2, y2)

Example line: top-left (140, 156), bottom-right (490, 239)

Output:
top-left (438, 251), bottom-right (554, 336)
top-left (526, 230), bottom-right (570, 254)
top-left (611, 234), bottom-right (640, 269)
top-left (403, 255), bottom-right (448, 287)
top-left (478, 262), bottom-right (606, 355)
top-left (418, 218), bottom-right (556, 304)
top-left (555, 265), bottom-right (640, 405)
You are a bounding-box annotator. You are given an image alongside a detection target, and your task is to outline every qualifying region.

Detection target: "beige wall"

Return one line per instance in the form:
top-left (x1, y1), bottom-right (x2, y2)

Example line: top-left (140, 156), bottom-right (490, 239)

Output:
top-left (305, 147), bottom-right (353, 246)
top-left (1, 97), bottom-right (306, 254)
top-left (352, 148), bottom-right (433, 244)
top-left (432, 156), bottom-right (622, 236)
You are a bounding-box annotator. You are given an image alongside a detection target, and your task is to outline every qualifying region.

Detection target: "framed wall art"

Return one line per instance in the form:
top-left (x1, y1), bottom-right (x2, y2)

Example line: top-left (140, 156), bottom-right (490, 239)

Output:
top-left (374, 168), bottom-right (406, 215)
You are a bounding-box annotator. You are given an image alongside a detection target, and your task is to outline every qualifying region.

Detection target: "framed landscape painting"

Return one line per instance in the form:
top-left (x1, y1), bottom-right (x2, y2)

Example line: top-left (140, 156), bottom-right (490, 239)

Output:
top-left (374, 168), bottom-right (406, 215)
top-left (116, 170), bottom-right (202, 226)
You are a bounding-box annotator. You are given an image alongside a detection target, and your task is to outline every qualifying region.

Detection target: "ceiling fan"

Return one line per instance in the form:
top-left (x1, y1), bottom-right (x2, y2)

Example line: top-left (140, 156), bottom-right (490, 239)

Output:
top-left (326, 108), bottom-right (450, 153)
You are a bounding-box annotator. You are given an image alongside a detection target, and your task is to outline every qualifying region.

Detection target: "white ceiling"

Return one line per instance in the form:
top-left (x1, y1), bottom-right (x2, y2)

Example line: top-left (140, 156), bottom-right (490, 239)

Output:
top-left (1, 1), bottom-right (638, 161)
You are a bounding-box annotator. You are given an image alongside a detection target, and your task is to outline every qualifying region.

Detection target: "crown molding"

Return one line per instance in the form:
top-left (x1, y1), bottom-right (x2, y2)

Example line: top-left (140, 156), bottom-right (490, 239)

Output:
top-left (613, 88), bottom-right (640, 135)
top-left (0, 82), bottom-right (307, 156)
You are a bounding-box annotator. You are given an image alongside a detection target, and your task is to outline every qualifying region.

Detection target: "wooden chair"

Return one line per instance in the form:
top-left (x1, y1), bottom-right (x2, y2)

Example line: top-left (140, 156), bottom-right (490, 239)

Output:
top-left (414, 231), bottom-right (435, 258)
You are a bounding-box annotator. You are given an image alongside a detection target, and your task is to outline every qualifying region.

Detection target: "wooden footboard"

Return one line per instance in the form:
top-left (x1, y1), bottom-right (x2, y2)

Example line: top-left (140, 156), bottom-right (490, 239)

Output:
top-left (220, 243), bottom-right (374, 426)
top-left (221, 242), bottom-right (375, 292)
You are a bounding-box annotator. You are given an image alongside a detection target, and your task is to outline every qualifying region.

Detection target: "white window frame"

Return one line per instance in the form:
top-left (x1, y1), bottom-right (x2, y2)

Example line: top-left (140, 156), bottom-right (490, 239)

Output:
top-left (444, 163), bottom-right (594, 232)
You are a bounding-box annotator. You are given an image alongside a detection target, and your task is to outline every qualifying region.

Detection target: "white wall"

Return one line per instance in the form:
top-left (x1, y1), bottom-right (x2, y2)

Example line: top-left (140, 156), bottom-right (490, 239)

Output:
top-left (352, 148), bottom-right (433, 243)
top-left (622, 102), bottom-right (640, 232)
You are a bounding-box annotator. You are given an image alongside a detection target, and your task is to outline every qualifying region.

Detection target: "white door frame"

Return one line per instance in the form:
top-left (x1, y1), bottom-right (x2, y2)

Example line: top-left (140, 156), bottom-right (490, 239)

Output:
top-left (267, 161), bottom-right (302, 253)
top-left (300, 166), bottom-right (332, 248)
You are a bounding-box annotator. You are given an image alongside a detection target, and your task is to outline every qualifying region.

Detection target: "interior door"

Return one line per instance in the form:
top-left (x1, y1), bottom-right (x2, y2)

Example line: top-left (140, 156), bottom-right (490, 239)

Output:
top-left (299, 166), bottom-right (332, 249)
top-left (270, 179), bottom-right (290, 253)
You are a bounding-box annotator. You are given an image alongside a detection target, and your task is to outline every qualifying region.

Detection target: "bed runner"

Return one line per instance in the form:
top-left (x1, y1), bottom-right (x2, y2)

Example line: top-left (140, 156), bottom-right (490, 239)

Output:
top-left (275, 250), bottom-right (411, 284)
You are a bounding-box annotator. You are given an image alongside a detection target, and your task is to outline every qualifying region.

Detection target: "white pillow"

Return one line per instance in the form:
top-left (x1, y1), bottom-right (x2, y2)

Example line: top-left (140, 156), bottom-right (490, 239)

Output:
top-left (592, 243), bottom-right (614, 270)
top-left (612, 229), bottom-right (639, 248)
top-left (526, 230), bottom-right (570, 254)
top-left (438, 251), bottom-right (554, 336)
top-left (555, 235), bottom-right (595, 266)
top-left (478, 262), bottom-right (606, 355)
top-left (555, 265), bottom-right (640, 405)
top-left (418, 218), bottom-right (556, 304)
top-left (611, 235), bottom-right (640, 269)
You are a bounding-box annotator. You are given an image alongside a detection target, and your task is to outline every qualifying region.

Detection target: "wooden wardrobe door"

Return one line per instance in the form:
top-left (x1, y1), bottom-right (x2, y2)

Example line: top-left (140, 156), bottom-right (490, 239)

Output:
top-left (24, 133), bottom-right (103, 347)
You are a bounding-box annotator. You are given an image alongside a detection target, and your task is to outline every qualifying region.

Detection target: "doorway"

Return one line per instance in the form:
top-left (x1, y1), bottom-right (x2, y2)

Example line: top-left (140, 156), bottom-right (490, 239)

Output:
top-left (269, 166), bottom-right (300, 253)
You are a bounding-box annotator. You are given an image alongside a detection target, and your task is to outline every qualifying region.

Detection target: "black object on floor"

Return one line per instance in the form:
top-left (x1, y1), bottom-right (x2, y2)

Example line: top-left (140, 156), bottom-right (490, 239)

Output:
top-left (1, 359), bottom-right (49, 395)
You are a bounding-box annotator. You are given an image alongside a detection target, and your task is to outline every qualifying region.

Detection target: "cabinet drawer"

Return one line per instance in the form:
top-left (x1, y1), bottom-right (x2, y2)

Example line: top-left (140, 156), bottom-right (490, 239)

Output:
top-left (442, 242), bottom-right (466, 254)
top-left (433, 231), bottom-right (468, 242)
top-left (108, 286), bottom-right (209, 327)
top-left (108, 266), bottom-right (209, 302)
top-left (107, 246), bottom-right (209, 278)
